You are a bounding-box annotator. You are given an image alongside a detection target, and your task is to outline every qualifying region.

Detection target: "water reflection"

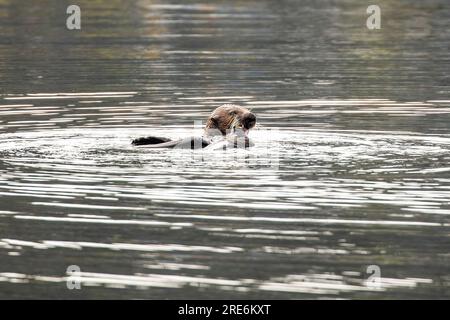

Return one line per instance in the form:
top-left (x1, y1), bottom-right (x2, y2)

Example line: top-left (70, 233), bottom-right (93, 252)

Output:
top-left (0, 0), bottom-right (449, 299)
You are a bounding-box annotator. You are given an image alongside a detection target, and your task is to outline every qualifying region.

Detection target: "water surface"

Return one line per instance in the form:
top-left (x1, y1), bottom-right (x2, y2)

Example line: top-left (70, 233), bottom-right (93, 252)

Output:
top-left (0, 0), bottom-right (449, 299)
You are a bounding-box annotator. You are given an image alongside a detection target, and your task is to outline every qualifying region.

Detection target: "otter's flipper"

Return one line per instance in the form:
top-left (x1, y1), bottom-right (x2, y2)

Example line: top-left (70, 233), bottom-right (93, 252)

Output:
top-left (135, 136), bottom-right (211, 149)
top-left (131, 136), bottom-right (172, 146)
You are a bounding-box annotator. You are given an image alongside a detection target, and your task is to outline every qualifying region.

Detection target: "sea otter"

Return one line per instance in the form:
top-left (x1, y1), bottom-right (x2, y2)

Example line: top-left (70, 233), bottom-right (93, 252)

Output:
top-left (132, 104), bottom-right (256, 149)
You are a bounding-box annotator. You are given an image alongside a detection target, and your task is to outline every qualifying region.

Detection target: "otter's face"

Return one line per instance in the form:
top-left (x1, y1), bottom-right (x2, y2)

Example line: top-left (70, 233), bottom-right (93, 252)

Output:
top-left (205, 104), bottom-right (256, 137)
top-left (241, 112), bottom-right (256, 133)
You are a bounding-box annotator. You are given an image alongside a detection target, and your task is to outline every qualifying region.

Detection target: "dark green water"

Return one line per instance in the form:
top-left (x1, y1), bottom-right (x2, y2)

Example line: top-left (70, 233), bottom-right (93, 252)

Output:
top-left (0, 0), bottom-right (449, 299)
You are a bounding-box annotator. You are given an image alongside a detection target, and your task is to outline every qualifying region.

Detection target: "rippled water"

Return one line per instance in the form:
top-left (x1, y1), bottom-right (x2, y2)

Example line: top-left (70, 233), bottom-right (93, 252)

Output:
top-left (0, 0), bottom-right (449, 299)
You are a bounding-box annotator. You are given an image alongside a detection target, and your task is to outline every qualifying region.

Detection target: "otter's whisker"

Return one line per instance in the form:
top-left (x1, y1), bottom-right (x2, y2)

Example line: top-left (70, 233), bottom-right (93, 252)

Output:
top-left (226, 115), bottom-right (238, 131)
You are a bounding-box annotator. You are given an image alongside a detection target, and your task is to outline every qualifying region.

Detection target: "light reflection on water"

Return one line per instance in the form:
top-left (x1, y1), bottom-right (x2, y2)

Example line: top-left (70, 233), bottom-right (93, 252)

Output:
top-left (1, 95), bottom-right (449, 298)
top-left (0, 0), bottom-right (450, 299)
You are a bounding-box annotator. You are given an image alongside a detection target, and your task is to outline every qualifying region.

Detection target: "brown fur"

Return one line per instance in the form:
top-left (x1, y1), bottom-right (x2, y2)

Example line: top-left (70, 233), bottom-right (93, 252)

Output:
top-left (204, 104), bottom-right (256, 137)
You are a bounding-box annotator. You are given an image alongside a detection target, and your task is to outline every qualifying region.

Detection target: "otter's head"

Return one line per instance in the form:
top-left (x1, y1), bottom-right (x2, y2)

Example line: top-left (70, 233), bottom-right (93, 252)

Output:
top-left (204, 104), bottom-right (256, 137)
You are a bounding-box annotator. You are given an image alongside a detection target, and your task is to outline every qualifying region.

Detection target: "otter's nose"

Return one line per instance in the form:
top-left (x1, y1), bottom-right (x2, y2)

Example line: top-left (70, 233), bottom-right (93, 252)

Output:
top-left (243, 113), bottom-right (256, 130)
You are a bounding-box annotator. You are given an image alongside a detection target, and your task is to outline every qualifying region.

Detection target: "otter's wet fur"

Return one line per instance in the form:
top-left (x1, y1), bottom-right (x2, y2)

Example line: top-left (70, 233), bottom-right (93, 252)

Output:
top-left (204, 104), bottom-right (256, 138)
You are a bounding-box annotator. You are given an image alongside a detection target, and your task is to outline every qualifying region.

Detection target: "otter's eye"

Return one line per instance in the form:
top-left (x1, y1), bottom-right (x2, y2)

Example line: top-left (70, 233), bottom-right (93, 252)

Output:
top-left (209, 115), bottom-right (219, 127)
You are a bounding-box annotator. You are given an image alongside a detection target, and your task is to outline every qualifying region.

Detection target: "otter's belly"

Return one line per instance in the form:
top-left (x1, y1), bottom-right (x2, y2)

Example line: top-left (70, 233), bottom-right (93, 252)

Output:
top-left (204, 136), bottom-right (254, 150)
